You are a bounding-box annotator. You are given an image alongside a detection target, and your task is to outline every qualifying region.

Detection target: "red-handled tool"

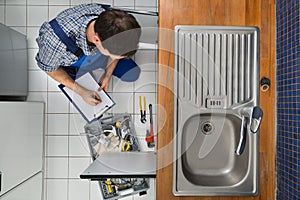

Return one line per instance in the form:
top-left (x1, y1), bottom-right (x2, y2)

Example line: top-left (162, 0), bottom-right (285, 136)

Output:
top-left (145, 104), bottom-right (155, 148)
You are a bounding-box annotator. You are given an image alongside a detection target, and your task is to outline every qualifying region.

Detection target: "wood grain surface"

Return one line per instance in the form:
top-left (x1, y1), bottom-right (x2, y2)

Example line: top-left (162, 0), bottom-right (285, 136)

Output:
top-left (157, 0), bottom-right (276, 199)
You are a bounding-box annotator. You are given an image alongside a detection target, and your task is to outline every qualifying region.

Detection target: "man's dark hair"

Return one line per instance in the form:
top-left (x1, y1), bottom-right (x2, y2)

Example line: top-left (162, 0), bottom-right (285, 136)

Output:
top-left (94, 10), bottom-right (141, 58)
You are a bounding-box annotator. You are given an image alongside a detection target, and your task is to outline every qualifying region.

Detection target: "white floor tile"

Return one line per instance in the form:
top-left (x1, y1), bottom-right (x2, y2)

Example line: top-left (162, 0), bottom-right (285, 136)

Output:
top-left (69, 157), bottom-right (91, 178)
top-left (46, 136), bottom-right (68, 156)
top-left (46, 179), bottom-right (68, 200)
top-left (48, 92), bottom-right (69, 113)
top-left (47, 114), bottom-right (69, 135)
top-left (69, 114), bottom-right (87, 135)
top-left (46, 157), bottom-right (68, 178)
top-left (134, 71), bottom-right (156, 93)
top-left (28, 71), bottom-right (48, 92)
top-left (27, 6), bottom-right (48, 26)
top-left (5, 5), bottom-right (26, 26)
top-left (68, 179), bottom-right (90, 200)
top-left (90, 181), bottom-right (103, 200)
top-left (111, 92), bottom-right (134, 113)
top-left (69, 135), bottom-right (91, 156)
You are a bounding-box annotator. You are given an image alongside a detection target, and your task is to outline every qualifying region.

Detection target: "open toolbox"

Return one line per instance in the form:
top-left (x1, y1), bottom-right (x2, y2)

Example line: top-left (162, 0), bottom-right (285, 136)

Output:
top-left (80, 113), bottom-right (156, 200)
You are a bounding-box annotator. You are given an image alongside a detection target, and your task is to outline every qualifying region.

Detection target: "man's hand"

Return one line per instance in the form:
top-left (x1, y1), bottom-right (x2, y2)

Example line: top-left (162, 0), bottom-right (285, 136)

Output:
top-left (47, 67), bottom-right (102, 106)
top-left (74, 82), bottom-right (102, 106)
top-left (80, 88), bottom-right (102, 106)
top-left (98, 58), bottom-right (119, 92)
top-left (98, 71), bottom-right (112, 92)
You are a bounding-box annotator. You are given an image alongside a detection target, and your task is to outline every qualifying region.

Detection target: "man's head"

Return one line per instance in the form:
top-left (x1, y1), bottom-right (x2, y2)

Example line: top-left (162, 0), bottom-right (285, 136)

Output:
top-left (94, 10), bottom-right (141, 59)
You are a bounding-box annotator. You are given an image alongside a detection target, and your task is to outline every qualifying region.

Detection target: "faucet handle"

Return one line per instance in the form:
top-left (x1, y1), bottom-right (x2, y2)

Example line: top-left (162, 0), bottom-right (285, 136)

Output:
top-left (250, 106), bottom-right (263, 133)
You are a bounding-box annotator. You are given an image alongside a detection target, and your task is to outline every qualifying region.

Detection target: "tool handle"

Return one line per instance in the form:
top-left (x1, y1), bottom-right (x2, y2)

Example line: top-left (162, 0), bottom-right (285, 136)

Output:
top-left (143, 96), bottom-right (147, 111)
top-left (149, 104), bottom-right (153, 124)
top-left (139, 96), bottom-right (142, 110)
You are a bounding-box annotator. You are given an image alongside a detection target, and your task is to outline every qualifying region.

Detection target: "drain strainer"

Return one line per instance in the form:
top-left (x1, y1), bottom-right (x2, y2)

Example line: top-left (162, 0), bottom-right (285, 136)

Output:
top-left (201, 121), bottom-right (214, 135)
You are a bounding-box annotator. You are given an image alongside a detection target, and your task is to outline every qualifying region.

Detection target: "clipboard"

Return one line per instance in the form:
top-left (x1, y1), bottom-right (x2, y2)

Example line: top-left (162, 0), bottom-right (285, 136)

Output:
top-left (59, 73), bottom-right (115, 123)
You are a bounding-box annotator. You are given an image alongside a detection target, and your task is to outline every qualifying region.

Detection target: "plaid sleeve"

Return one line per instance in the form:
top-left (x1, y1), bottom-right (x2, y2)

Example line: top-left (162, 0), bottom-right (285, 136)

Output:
top-left (35, 22), bottom-right (76, 72)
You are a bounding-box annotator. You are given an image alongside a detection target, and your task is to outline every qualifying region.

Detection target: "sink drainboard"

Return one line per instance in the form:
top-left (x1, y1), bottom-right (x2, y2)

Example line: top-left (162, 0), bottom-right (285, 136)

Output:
top-left (173, 26), bottom-right (261, 196)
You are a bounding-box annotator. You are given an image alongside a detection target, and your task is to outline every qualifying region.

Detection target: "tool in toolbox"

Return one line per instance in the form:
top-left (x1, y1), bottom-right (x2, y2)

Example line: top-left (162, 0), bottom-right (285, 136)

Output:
top-left (145, 104), bottom-right (155, 148)
top-left (139, 96), bottom-right (147, 123)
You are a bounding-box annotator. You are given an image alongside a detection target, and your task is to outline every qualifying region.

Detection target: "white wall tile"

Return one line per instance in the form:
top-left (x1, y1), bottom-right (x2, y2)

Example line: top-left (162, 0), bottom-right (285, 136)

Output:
top-left (69, 157), bottom-right (91, 178)
top-left (27, 6), bottom-right (48, 26)
top-left (47, 114), bottom-right (69, 135)
top-left (92, 0), bottom-right (113, 5)
top-left (69, 102), bottom-right (81, 114)
top-left (71, 0), bottom-right (92, 6)
top-left (6, 0), bottom-right (26, 5)
top-left (135, 6), bottom-right (158, 12)
top-left (27, 0), bottom-right (48, 5)
top-left (111, 92), bottom-right (134, 113)
top-left (90, 181), bottom-right (103, 200)
top-left (28, 49), bottom-right (40, 70)
top-left (138, 63), bottom-right (157, 72)
top-left (135, 0), bottom-right (157, 7)
top-left (112, 76), bottom-right (134, 93)
top-left (47, 76), bottom-right (61, 92)
top-left (46, 157), bottom-right (69, 178)
top-left (69, 114), bottom-right (87, 135)
top-left (26, 27), bottom-right (39, 48)
top-left (48, 92), bottom-right (69, 113)
top-left (28, 71), bottom-right (48, 91)
top-left (0, 0), bottom-right (4, 4)
top-left (69, 136), bottom-right (91, 156)
top-left (49, 0), bottom-right (70, 5)
top-left (114, 0), bottom-right (134, 7)
top-left (0, 6), bottom-right (4, 24)
top-left (68, 180), bottom-right (90, 200)
top-left (134, 71), bottom-right (156, 92)
top-left (47, 136), bottom-right (69, 156)
top-left (46, 179), bottom-right (68, 200)
top-left (135, 49), bottom-right (157, 71)
top-left (5, 6), bottom-right (26, 26)
top-left (49, 6), bottom-right (70, 19)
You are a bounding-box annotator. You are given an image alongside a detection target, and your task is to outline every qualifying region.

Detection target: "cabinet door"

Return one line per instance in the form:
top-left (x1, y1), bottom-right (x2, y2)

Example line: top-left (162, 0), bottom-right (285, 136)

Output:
top-left (80, 151), bottom-right (156, 179)
top-left (0, 102), bottom-right (44, 196)
top-left (0, 173), bottom-right (43, 200)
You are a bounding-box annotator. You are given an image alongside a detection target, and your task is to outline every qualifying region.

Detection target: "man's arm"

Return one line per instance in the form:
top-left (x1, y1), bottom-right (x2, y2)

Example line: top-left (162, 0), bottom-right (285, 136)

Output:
top-left (47, 67), bottom-right (101, 105)
top-left (98, 58), bottom-right (119, 92)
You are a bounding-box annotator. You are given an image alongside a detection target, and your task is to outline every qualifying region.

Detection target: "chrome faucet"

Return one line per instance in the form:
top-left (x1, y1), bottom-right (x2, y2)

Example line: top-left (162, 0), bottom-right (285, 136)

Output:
top-left (236, 106), bottom-right (263, 155)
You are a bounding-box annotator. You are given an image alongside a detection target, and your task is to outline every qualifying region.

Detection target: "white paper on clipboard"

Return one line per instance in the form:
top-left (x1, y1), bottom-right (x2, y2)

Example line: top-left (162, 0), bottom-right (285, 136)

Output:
top-left (60, 73), bottom-right (115, 123)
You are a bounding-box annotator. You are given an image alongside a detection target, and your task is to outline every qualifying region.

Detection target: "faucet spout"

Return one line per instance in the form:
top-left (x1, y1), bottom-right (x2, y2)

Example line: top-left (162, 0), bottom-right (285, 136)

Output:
top-left (235, 116), bottom-right (247, 156)
top-left (236, 106), bottom-right (263, 156)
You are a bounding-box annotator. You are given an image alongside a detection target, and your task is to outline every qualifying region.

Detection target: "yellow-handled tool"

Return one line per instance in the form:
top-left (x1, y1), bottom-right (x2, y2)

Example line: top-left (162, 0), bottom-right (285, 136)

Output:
top-left (139, 96), bottom-right (147, 123)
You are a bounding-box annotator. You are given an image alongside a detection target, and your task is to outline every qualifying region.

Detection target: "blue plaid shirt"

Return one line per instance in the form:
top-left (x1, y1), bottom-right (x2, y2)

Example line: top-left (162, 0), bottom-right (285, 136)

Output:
top-left (35, 4), bottom-right (105, 72)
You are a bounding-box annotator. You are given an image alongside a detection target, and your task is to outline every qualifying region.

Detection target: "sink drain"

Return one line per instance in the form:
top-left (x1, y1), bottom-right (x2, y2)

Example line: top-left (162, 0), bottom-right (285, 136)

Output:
top-left (201, 121), bottom-right (214, 135)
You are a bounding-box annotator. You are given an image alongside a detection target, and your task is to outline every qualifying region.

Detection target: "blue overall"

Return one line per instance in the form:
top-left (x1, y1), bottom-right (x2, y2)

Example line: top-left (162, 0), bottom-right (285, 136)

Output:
top-left (49, 17), bottom-right (140, 81)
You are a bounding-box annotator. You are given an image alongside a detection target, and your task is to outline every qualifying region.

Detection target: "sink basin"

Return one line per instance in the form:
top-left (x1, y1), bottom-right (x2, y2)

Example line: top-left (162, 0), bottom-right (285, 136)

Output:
top-left (181, 113), bottom-right (248, 187)
top-left (173, 26), bottom-right (261, 196)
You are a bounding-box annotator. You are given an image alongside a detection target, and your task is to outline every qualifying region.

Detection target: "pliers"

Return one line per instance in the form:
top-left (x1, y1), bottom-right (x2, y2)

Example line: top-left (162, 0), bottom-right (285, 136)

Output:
top-left (139, 96), bottom-right (147, 123)
top-left (121, 140), bottom-right (131, 151)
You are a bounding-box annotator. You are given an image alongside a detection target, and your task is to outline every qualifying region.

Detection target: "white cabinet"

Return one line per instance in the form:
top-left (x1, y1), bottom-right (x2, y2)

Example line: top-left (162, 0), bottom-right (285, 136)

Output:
top-left (0, 173), bottom-right (43, 200)
top-left (0, 102), bottom-right (44, 199)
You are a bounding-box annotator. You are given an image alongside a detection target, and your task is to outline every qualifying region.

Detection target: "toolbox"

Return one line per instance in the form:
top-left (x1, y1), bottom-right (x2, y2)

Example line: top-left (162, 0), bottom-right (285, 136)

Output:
top-left (80, 113), bottom-right (156, 200)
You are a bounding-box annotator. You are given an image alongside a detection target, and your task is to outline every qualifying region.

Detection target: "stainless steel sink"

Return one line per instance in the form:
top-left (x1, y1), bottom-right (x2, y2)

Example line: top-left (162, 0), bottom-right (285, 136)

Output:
top-left (173, 26), bottom-right (262, 196)
top-left (181, 113), bottom-right (248, 187)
